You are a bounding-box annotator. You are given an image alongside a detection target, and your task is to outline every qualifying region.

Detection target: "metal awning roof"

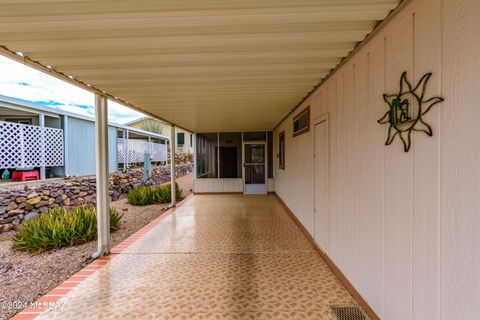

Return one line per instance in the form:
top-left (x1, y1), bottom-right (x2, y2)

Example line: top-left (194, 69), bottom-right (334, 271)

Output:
top-left (0, 0), bottom-right (400, 132)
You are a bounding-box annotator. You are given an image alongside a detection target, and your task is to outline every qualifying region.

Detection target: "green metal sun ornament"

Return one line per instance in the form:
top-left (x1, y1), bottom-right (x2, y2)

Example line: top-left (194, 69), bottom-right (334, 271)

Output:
top-left (378, 72), bottom-right (444, 152)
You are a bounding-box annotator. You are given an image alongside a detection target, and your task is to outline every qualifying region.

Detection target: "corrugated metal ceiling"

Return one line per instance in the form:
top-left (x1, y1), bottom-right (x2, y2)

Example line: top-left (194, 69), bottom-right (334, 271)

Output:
top-left (0, 0), bottom-right (400, 132)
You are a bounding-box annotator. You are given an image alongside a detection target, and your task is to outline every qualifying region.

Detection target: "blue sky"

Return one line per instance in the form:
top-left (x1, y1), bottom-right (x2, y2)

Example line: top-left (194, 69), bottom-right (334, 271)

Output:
top-left (0, 55), bottom-right (145, 124)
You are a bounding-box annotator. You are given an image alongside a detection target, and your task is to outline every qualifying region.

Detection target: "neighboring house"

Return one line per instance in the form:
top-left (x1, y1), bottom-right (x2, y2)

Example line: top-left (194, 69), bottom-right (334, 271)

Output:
top-left (126, 117), bottom-right (193, 154)
top-left (0, 95), bottom-right (168, 180)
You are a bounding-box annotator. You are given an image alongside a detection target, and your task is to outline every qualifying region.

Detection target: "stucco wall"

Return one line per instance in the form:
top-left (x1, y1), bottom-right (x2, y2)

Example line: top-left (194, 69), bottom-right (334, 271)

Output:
top-left (274, 0), bottom-right (480, 319)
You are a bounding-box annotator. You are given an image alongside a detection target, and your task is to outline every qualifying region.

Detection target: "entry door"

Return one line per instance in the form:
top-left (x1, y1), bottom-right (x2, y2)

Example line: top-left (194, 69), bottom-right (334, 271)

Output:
top-left (243, 142), bottom-right (267, 194)
top-left (314, 120), bottom-right (329, 251)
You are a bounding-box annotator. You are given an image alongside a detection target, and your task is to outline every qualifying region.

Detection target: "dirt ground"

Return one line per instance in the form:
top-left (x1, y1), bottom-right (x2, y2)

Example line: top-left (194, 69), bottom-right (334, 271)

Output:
top-left (0, 173), bottom-right (193, 320)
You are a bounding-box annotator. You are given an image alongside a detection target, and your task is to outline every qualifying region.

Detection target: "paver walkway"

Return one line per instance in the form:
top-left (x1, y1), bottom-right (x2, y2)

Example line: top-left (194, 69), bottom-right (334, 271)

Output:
top-left (15, 194), bottom-right (365, 320)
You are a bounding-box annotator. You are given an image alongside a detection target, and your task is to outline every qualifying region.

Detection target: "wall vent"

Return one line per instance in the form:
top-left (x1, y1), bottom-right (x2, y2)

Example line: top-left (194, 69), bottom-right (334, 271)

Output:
top-left (329, 304), bottom-right (368, 320)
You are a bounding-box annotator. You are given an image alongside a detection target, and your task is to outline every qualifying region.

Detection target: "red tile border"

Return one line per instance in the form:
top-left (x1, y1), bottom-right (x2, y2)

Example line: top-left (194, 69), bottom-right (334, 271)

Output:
top-left (75, 270), bottom-right (96, 276)
top-left (16, 307), bottom-right (44, 314)
top-left (12, 194), bottom-right (193, 319)
top-left (56, 282), bottom-right (80, 289)
top-left (46, 288), bottom-right (72, 296)
top-left (36, 296), bottom-right (62, 303)
top-left (11, 314), bottom-right (39, 320)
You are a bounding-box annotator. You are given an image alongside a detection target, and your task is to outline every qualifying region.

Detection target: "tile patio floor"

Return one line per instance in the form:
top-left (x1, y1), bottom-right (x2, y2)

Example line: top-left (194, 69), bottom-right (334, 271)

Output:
top-left (16, 194), bottom-right (365, 320)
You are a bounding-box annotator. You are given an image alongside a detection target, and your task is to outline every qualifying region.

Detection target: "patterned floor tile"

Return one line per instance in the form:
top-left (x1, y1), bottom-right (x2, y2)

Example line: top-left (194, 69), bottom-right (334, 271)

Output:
top-left (35, 195), bottom-right (366, 320)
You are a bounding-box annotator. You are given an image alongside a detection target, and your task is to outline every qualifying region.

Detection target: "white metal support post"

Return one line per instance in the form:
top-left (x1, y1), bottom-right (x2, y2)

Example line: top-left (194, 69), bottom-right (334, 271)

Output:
top-left (63, 115), bottom-right (69, 176)
top-left (39, 113), bottom-right (46, 180)
top-left (124, 129), bottom-right (129, 171)
top-left (193, 133), bottom-right (197, 179)
top-left (170, 125), bottom-right (176, 207)
top-left (92, 94), bottom-right (110, 258)
top-left (217, 132), bottom-right (220, 178)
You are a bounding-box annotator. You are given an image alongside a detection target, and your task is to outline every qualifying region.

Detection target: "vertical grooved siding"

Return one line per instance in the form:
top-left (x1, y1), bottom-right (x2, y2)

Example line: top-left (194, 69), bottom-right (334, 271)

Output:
top-left (66, 117), bottom-right (117, 176)
top-left (274, 0), bottom-right (480, 319)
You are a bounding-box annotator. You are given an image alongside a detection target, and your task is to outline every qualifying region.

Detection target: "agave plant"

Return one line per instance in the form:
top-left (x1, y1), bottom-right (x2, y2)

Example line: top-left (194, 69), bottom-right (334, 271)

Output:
top-left (13, 206), bottom-right (122, 254)
top-left (127, 183), bottom-right (183, 206)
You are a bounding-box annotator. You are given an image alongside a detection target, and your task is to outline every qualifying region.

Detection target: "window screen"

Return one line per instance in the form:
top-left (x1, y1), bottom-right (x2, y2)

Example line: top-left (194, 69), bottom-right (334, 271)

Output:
top-left (177, 132), bottom-right (185, 145)
top-left (292, 106), bottom-right (310, 136)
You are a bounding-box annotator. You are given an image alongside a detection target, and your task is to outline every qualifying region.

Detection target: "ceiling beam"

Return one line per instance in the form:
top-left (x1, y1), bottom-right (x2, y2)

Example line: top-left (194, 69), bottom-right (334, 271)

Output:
top-left (62, 66), bottom-right (333, 78)
top-left (26, 42), bottom-right (357, 59)
top-left (0, 2), bottom-right (398, 20)
top-left (4, 30), bottom-right (370, 52)
top-left (78, 74), bottom-right (326, 85)
top-left (0, 21), bottom-right (378, 42)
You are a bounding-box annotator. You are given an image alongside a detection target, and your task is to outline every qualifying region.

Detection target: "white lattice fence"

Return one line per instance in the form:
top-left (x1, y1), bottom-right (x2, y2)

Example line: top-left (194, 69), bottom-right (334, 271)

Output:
top-left (0, 121), bottom-right (64, 169)
top-left (116, 138), bottom-right (127, 163)
top-left (116, 138), bottom-right (167, 163)
top-left (44, 127), bottom-right (64, 166)
top-left (150, 141), bottom-right (167, 162)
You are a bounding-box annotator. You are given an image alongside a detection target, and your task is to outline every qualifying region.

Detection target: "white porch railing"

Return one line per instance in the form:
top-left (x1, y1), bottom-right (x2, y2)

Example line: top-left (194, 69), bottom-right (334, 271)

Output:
top-left (0, 121), bottom-right (64, 169)
top-left (116, 138), bottom-right (167, 164)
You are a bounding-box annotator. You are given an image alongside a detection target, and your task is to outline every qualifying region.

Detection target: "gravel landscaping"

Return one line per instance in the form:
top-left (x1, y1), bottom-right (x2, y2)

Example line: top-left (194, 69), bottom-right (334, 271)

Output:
top-left (0, 172), bottom-right (192, 320)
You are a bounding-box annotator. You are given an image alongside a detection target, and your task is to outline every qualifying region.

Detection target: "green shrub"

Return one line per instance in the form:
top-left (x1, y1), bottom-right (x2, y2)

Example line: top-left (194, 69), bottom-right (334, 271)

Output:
top-left (128, 183), bottom-right (183, 206)
top-left (13, 206), bottom-right (122, 254)
top-left (164, 183), bottom-right (184, 203)
top-left (127, 185), bottom-right (154, 206)
top-left (151, 185), bottom-right (169, 204)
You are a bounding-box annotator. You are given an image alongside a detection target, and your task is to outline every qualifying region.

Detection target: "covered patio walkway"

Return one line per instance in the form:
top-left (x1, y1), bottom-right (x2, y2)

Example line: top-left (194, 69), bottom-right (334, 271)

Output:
top-left (19, 194), bottom-right (363, 319)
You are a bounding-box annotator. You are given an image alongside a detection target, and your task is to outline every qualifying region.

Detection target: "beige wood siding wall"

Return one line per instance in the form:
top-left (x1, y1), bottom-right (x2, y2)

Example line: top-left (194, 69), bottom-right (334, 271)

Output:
top-left (193, 178), bottom-right (275, 193)
top-left (274, 0), bottom-right (480, 319)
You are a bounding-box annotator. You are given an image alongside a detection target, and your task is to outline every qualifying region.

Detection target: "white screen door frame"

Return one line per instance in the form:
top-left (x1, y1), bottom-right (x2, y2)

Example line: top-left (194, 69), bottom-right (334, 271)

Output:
top-left (242, 141), bottom-right (267, 194)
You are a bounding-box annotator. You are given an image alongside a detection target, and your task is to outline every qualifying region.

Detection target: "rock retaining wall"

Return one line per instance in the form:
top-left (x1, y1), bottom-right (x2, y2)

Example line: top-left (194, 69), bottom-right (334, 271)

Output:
top-left (0, 162), bottom-right (192, 235)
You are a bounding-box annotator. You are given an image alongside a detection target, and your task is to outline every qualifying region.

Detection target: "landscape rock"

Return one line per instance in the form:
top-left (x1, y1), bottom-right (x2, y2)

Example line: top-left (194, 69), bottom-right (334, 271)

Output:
top-left (35, 201), bottom-right (49, 208)
top-left (26, 197), bottom-right (41, 205)
top-left (0, 262), bottom-right (12, 274)
top-left (15, 196), bottom-right (26, 204)
top-left (39, 207), bottom-right (49, 213)
top-left (24, 211), bottom-right (38, 220)
top-left (0, 157), bottom-right (193, 234)
top-left (27, 192), bottom-right (39, 199)
top-left (6, 209), bottom-right (24, 217)
top-left (17, 202), bottom-right (27, 209)
top-left (1, 217), bottom-right (17, 224)
top-left (0, 224), bottom-right (14, 233)
top-left (6, 202), bottom-right (17, 211)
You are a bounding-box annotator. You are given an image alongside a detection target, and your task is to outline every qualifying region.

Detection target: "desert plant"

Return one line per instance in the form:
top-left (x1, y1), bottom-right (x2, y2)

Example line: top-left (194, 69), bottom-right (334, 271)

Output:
top-left (170, 183), bottom-right (184, 202)
top-left (151, 185), bottom-right (170, 203)
top-left (13, 206), bottom-right (122, 254)
top-left (127, 185), bottom-right (154, 206)
top-left (159, 183), bottom-right (183, 203)
top-left (127, 183), bottom-right (183, 206)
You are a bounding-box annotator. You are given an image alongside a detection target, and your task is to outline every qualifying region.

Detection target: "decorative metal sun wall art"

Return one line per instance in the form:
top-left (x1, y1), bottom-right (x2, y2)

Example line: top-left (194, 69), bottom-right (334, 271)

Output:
top-left (377, 72), bottom-right (444, 152)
